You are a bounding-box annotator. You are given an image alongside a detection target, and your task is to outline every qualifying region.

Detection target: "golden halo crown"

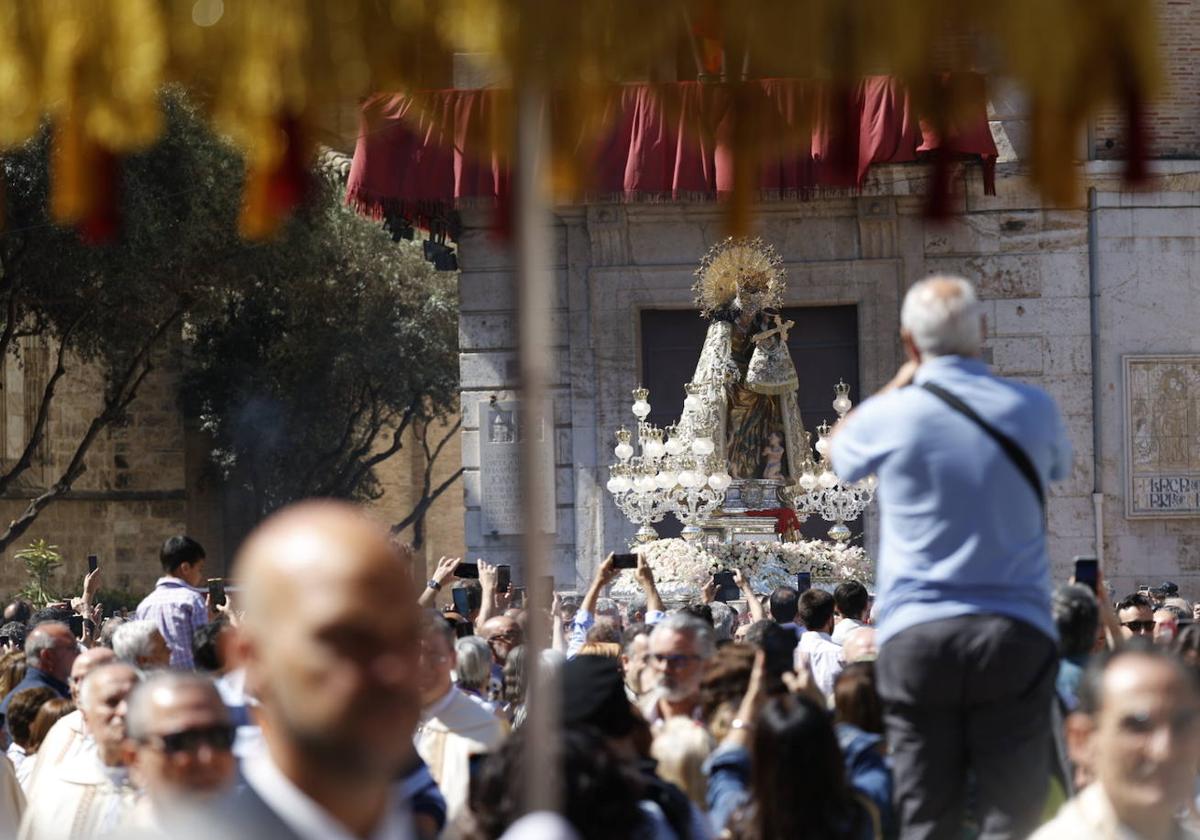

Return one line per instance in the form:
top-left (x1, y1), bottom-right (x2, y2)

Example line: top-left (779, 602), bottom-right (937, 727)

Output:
top-left (692, 237), bottom-right (785, 319)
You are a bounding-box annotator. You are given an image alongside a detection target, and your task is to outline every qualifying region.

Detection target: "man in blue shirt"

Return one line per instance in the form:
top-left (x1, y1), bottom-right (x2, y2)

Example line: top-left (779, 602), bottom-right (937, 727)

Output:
top-left (0, 621), bottom-right (77, 733)
top-left (831, 275), bottom-right (1073, 840)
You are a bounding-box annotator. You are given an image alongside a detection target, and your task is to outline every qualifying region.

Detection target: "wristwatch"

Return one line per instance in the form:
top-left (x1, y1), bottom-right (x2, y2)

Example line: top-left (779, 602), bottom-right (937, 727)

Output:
top-left (426, 579), bottom-right (442, 591)
top-left (730, 718), bottom-right (750, 731)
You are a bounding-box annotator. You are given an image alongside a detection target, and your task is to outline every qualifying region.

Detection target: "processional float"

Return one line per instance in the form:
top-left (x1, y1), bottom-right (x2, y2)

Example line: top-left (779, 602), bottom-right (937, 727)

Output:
top-left (606, 239), bottom-right (875, 597)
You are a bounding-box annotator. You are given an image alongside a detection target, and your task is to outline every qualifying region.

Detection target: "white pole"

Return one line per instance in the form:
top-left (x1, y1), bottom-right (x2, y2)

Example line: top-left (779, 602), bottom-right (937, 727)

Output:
top-left (514, 68), bottom-right (558, 815)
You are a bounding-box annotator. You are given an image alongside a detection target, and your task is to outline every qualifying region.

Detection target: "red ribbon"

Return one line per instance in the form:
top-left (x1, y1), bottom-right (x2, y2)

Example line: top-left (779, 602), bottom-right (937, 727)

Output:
top-left (745, 507), bottom-right (802, 535)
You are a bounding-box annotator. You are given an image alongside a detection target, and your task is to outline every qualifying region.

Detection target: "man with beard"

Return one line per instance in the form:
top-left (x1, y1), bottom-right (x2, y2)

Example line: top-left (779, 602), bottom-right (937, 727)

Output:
top-left (221, 500), bottom-right (424, 839)
top-left (414, 611), bottom-right (505, 825)
top-left (643, 613), bottom-right (715, 727)
top-left (18, 662), bottom-right (142, 839)
top-left (119, 672), bottom-right (236, 834)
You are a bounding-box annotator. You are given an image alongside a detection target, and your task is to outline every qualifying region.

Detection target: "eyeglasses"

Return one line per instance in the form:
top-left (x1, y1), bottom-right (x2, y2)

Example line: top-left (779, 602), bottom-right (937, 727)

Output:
top-left (142, 725), bottom-right (235, 755)
top-left (1122, 620), bottom-right (1155, 633)
top-left (651, 653), bottom-right (700, 669)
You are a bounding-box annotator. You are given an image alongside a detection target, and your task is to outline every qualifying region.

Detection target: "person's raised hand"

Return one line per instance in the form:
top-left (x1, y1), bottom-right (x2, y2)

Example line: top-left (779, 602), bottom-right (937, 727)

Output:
top-left (431, 556), bottom-right (462, 587)
top-left (702, 575), bottom-right (718, 604)
top-left (634, 553), bottom-right (656, 588)
top-left (887, 359), bottom-right (920, 390)
top-left (732, 567), bottom-right (750, 591)
top-left (596, 553), bottom-right (619, 587)
top-left (82, 565), bottom-right (102, 603)
top-left (479, 559), bottom-right (498, 593)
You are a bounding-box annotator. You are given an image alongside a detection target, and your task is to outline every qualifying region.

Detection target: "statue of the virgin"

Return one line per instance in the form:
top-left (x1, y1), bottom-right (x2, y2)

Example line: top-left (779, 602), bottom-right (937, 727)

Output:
top-left (684, 238), bottom-right (810, 488)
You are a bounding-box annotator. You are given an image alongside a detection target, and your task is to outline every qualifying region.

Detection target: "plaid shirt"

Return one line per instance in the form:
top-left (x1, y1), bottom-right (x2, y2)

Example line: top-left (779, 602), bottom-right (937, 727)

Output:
top-left (135, 576), bottom-right (207, 669)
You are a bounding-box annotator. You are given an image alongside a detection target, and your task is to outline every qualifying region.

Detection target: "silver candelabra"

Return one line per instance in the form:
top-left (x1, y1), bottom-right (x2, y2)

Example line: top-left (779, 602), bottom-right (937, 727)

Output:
top-left (606, 385), bottom-right (732, 544)
top-left (789, 380), bottom-right (877, 541)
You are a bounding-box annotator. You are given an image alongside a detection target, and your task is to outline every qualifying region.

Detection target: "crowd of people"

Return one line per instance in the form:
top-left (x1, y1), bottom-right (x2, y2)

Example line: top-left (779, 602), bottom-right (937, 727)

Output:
top-left (0, 274), bottom-right (1193, 840)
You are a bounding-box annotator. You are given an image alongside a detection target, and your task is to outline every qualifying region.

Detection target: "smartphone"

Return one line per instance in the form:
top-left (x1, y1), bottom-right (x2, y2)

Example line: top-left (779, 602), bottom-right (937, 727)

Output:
top-left (511, 586), bottom-right (526, 608)
top-left (86, 554), bottom-right (98, 574)
top-left (796, 571), bottom-right (812, 592)
top-left (496, 564), bottom-right (511, 592)
top-left (452, 587), bottom-right (472, 614)
top-left (759, 622), bottom-right (797, 689)
top-left (1073, 556), bottom-right (1099, 595)
top-left (612, 553), bottom-right (639, 570)
top-left (208, 578), bottom-right (227, 608)
top-left (455, 562), bottom-right (480, 579)
top-left (712, 570), bottom-right (740, 602)
top-left (67, 614), bottom-right (84, 638)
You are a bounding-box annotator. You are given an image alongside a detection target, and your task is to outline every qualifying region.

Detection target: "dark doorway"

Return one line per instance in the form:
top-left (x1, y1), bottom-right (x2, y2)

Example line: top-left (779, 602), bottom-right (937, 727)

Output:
top-left (638, 306), bottom-right (861, 542)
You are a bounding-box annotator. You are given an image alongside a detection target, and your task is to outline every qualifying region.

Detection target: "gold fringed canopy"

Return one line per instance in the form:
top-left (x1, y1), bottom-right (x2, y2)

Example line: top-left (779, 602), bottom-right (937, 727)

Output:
top-left (0, 0), bottom-right (1164, 238)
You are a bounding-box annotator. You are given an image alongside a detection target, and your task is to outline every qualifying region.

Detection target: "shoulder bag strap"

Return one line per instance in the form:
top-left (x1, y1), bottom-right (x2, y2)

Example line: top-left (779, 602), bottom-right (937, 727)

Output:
top-left (919, 382), bottom-right (1046, 511)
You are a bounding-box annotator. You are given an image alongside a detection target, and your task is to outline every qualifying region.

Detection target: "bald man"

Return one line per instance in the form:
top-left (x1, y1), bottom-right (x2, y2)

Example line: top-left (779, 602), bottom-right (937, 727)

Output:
top-left (18, 662), bottom-right (141, 840)
top-left (223, 500), bottom-right (423, 840)
top-left (21, 646), bottom-right (115, 800)
top-left (120, 672), bottom-right (236, 834)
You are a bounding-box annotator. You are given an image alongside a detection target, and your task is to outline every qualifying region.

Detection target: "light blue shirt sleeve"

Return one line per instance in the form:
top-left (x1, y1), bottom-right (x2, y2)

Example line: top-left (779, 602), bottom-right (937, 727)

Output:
top-left (830, 395), bottom-right (897, 483)
top-left (566, 609), bottom-right (594, 658)
top-left (703, 744), bottom-right (751, 836)
top-left (645, 609), bottom-right (666, 626)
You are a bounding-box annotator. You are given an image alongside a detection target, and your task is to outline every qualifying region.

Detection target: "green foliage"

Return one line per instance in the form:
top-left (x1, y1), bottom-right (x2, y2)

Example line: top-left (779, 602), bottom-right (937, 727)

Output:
top-left (0, 85), bottom-right (460, 540)
top-left (183, 176), bottom-right (460, 516)
top-left (13, 539), bottom-right (63, 606)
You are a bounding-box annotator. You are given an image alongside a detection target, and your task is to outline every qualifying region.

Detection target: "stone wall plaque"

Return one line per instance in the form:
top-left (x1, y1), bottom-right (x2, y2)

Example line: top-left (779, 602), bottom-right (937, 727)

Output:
top-left (479, 400), bottom-right (556, 535)
top-left (1124, 355), bottom-right (1200, 518)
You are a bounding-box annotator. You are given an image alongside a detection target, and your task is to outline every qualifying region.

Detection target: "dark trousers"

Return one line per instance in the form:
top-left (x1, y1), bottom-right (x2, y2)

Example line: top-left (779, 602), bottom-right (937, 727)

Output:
top-left (876, 614), bottom-right (1057, 840)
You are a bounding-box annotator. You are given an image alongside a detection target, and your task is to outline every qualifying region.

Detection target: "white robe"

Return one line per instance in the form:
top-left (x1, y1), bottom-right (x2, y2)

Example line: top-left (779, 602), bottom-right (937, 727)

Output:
top-left (17, 753), bottom-right (136, 840)
top-left (415, 688), bottom-right (506, 823)
top-left (0, 754), bottom-right (25, 837)
top-left (22, 711), bottom-right (91, 801)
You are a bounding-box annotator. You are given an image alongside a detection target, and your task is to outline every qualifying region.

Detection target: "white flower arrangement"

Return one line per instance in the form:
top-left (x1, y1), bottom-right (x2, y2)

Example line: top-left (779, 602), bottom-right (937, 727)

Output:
top-left (609, 537), bottom-right (873, 601)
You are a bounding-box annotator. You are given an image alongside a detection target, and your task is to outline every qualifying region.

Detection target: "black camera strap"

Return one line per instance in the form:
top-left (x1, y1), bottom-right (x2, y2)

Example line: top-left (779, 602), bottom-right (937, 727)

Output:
top-left (920, 382), bottom-right (1045, 512)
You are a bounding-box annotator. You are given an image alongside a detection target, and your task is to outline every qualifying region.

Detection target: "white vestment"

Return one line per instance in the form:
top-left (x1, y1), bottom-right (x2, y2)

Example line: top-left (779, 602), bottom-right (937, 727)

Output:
top-left (415, 688), bottom-right (506, 822)
top-left (22, 711), bottom-right (91, 800)
top-left (17, 753), bottom-right (136, 840)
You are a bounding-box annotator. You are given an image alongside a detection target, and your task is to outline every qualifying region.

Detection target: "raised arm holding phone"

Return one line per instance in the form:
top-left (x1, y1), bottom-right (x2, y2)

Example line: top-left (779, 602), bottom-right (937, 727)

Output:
top-left (418, 555), bottom-right (462, 608)
top-left (733, 568), bottom-right (766, 622)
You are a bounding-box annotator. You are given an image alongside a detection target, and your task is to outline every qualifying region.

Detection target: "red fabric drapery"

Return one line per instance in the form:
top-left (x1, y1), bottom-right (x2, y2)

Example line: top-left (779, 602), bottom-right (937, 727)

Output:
top-left (746, 507), bottom-right (804, 537)
top-left (346, 75), bottom-right (997, 231)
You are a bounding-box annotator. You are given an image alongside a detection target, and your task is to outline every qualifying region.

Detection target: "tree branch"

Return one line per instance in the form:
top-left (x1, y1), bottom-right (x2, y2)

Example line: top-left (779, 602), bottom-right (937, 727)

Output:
top-left (390, 413), bottom-right (463, 537)
top-left (318, 398), bottom-right (422, 499)
top-left (0, 317), bottom-right (81, 497)
top-left (0, 308), bottom-right (183, 553)
top-left (391, 467), bottom-right (465, 535)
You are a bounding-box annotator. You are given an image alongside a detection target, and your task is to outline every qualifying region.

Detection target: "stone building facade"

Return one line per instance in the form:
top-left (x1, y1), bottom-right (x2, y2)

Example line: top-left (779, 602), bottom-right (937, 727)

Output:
top-left (457, 150), bottom-right (1200, 598)
top-left (0, 315), bottom-right (464, 601)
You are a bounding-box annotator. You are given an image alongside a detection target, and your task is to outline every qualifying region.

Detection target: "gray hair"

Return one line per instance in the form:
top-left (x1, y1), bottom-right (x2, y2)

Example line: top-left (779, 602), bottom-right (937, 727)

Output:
top-left (24, 622), bottom-right (69, 661)
top-left (111, 620), bottom-right (163, 665)
top-left (708, 602), bottom-right (735, 642)
top-left (900, 275), bottom-right (984, 358)
top-left (455, 636), bottom-right (493, 692)
top-left (594, 598), bottom-right (620, 620)
top-left (99, 617), bottom-right (125, 649)
top-left (625, 596), bottom-right (648, 626)
top-left (79, 662), bottom-right (141, 707)
top-left (125, 671), bottom-right (227, 742)
top-left (651, 612), bottom-right (715, 660)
